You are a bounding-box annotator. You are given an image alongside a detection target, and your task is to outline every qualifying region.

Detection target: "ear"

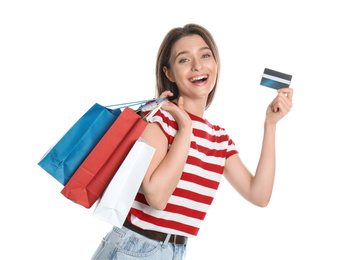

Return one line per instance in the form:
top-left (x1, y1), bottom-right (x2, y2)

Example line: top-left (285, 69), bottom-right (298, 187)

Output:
top-left (163, 66), bottom-right (175, 82)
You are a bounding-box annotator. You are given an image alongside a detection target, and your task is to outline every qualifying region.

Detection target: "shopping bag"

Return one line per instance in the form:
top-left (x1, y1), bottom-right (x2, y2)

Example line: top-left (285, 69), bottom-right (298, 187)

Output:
top-left (93, 137), bottom-right (155, 228)
top-left (61, 107), bottom-right (148, 209)
top-left (38, 103), bottom-right (121, 185)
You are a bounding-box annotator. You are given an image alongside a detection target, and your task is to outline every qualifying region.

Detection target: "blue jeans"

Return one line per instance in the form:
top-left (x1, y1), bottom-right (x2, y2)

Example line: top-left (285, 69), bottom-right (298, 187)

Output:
top-left (91, 226), bottom-right (188, 260)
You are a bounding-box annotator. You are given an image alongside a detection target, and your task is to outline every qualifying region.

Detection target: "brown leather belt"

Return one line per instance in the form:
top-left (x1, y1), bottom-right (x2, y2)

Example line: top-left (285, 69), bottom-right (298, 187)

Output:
top-left (123, 219), bottom-right (187, 245)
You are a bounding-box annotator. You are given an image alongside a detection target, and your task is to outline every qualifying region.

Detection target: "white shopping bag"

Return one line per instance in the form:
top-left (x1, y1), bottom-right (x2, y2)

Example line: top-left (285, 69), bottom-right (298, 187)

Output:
top-left (93, 137), bottom-right (155, 227)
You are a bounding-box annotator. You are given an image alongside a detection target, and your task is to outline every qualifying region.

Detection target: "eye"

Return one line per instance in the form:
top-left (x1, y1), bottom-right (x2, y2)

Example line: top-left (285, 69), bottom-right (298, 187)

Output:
top-left (202, 54), bottom-right (211, 59)
top-left (179, 58), bottom-right (189, 63)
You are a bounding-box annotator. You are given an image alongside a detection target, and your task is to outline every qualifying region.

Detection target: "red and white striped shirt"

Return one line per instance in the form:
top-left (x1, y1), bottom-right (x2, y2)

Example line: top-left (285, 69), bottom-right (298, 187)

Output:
top-left (128, 108), bottom-right (238, 237)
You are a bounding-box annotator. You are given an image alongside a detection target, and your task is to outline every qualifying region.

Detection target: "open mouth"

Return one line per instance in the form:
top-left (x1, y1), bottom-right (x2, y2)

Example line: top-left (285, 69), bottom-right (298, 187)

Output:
top-left (189, 75), bottom-right (209, 84)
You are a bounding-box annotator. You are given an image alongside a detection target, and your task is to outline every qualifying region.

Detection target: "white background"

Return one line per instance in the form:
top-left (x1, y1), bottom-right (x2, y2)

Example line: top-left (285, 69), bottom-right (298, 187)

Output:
top-left (1, 0), bottom-right (362, 259)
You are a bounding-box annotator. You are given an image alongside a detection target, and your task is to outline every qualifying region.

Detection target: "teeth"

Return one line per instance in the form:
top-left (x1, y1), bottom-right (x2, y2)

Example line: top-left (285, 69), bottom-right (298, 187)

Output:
top-left (191, 75), bottom-right (208, 82)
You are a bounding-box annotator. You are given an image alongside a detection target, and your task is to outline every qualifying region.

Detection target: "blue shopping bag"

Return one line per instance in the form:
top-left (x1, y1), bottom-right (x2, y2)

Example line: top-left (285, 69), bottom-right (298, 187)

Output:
top-left (38, 103), bottom-right (122, 185)
top-left (38, 98), bottom-right (166, 185)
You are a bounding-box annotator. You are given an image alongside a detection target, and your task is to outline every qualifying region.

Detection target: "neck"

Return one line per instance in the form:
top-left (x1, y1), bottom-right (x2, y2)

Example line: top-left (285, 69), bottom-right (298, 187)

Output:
top-left (179, 97), bottom-right (207, 118)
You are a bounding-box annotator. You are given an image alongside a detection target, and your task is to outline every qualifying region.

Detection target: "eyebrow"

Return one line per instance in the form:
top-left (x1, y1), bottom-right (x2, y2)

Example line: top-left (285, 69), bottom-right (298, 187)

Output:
top-left (174, 46), bottom-right (211, 60)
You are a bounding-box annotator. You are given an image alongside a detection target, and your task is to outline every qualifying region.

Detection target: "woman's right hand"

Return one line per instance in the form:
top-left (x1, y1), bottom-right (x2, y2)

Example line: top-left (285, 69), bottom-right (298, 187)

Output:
top-left (159, 91), bottom-right (192, 130)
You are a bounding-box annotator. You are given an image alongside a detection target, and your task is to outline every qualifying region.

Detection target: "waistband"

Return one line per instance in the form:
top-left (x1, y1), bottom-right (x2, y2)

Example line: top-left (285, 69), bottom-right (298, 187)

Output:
top-left (123, 218), bottom-right (187, 245)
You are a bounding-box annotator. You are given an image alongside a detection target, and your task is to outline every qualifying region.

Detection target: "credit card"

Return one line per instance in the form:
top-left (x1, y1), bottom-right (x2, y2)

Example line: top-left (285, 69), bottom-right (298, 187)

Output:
top-left (260, 68), bottom-right (292, 89)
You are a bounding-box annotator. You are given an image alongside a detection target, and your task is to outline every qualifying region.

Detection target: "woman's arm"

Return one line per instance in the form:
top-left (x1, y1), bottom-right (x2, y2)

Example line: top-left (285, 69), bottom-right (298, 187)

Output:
top-left (224, 123), bottom-right (276, 207)
top-left (224, 88), bottom-right (293, 207)
top-left (140, 94), bottom-right (192, 210)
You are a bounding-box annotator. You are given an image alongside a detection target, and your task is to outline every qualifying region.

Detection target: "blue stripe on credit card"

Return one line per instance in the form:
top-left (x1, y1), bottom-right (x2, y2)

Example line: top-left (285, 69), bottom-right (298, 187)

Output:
top-left (260, 68), bottom-right (292, 89)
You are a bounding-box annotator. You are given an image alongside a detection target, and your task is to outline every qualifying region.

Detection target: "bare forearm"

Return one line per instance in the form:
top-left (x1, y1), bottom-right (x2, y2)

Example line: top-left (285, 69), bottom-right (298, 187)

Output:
top-left (144, 127), bottom-right (191, 209)
top-left (224, 89), bottom-right (293, 207)
top-left (250, 122), bottom-right (276, 207)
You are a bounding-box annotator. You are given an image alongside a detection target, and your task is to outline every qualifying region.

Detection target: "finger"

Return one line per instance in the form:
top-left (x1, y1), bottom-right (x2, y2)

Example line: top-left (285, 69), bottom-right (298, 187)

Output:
top-left (277, 92), bottom-right (292, 109)
top-left (161, 99), bottom-right (173, 107)
top-left (277, 88), bottom-right (293, 102)
top-left (269, 98), bottom-right (280, 113)
top-left (160, 90), bottom-right (174, 99)
top-left (276, 90), bottom-right (293, 108)
top-left (278, 99), bottom-right (289, 115)
top-left (272, 100), bottom-right (285, 114)
top-left (277, 96), bottom-right (291, 115)
top-left (160, 97), bottom-right (181, 112)
top-left (271, 94), bottom-right (287, 113)
top-left (160, 100), bottom-right (175, 113)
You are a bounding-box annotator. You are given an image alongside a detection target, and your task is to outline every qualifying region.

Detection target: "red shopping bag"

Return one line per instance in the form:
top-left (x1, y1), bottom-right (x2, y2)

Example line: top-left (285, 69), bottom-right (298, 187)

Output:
top-left (61, 107), bottom-right (148, 208)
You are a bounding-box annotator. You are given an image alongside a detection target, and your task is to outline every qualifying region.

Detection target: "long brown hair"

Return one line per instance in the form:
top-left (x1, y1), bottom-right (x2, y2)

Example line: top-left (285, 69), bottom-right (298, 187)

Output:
top-left (155, 24), bottom-right (220, 109)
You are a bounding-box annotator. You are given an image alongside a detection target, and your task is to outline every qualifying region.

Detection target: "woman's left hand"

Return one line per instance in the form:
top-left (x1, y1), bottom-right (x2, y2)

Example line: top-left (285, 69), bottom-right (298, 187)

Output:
top-left (265, 88), bottom-right (293, 125)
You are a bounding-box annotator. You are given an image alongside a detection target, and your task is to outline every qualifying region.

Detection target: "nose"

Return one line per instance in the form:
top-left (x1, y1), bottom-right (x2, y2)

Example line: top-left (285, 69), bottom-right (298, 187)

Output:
top-left (191, 58), bottom-right (202, 71)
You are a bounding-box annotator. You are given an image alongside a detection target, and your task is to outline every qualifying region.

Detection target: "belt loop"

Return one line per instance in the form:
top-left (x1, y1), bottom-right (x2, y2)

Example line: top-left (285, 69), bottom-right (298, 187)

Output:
top-left (162, 234), bottom-right (171, 248)
top-left (173, 235), bottom-right (177, 245)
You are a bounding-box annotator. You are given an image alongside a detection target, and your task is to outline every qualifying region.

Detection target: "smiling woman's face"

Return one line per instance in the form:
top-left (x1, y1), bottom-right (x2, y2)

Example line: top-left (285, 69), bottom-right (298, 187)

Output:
top-left (163, 35), bottom-right (217, 104)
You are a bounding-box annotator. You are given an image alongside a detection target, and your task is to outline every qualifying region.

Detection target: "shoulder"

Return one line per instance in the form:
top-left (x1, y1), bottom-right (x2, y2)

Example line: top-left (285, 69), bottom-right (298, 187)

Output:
top-left (192, 114), bottom-right (230, 142)
top-left (196, 115), bottom-right (239, 158)
top-left (144, 108), bottom-right (177, 145)
top-left (141, 122), bottom-right (169, 157)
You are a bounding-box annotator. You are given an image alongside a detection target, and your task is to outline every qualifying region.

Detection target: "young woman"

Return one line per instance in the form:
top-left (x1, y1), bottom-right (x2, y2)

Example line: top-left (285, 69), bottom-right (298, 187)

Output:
top-left (91, 24), bottom-right (293, 260)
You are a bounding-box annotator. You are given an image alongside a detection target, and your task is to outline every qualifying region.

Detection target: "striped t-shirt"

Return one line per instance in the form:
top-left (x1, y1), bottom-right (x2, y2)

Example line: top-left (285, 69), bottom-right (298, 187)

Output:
top-left (127, 108), bottom-right (238, 237)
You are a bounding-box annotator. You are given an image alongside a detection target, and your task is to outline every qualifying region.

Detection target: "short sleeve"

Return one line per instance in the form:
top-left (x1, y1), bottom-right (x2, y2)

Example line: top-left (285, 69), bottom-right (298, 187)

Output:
top-left (226, 138), bottom-right (238, 159)
top-left (145, 108), bottom-right (178, 145)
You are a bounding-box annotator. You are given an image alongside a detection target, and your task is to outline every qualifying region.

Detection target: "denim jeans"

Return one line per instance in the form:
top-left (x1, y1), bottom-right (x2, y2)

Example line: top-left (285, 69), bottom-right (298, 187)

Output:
top-left (91, 226), bottom-right (188, 260)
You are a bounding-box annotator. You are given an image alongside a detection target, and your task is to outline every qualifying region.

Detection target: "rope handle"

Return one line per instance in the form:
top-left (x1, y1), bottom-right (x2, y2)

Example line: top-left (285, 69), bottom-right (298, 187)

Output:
top-left (106, 98), bottom-right (167, 111)
top-left (145, 100), bottom-right (167, 121)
